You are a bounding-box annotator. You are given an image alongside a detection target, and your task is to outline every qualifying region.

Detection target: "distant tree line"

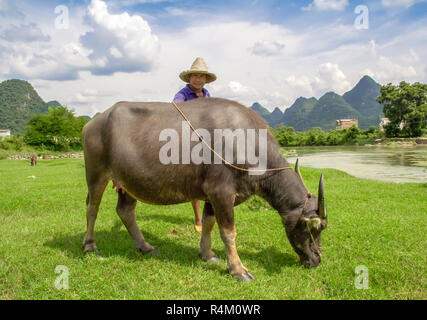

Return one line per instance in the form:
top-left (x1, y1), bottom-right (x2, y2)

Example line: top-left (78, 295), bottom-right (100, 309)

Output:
top-left (271, 125), bottom-right (384, 147)
top-left (24, 107), bottom-right (88, 151)
top-left (1, 106), bottom-right (88, 152)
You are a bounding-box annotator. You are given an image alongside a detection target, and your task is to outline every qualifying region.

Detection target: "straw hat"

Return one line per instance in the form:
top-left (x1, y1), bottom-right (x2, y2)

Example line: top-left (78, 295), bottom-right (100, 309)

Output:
top-left (179, 57), bottom-right (217, 83)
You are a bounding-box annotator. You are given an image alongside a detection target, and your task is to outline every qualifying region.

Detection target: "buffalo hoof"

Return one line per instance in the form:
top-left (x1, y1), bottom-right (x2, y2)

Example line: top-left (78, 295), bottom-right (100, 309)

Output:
top-left (199, 252), bottom-right (220, 263)
top-left (138, 247), bottom-right (158, 255)
top-left (207, 256), bottom-right (220, 263)
top-left (232, 271), bottom-right (255, 282)
top-left (83, 244), bottom-right (100, 255)
top-left (146, 249), bottom-right (159, 256)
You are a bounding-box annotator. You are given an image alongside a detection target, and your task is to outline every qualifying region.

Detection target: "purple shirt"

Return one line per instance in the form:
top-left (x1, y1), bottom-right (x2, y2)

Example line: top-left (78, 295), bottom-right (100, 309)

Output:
top-left (173, 84), bottom-right (211, 102)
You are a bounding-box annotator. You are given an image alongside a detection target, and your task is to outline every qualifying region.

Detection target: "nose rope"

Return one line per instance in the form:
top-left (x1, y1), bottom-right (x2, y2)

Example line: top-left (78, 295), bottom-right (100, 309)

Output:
top-left (303, 193), bottom-right (322, 258)
top-left (310, 230), bottom-right (322, 258)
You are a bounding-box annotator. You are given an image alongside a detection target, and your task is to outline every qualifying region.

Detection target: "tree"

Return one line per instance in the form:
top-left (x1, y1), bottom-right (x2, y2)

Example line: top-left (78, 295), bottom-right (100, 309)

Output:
top-left (377, 81), bottom-right (427, 137)
top-left (271, 125), bottom-right (298, 146)
top-left (343, 125), bottom-right (361, 143)
top-left (24, 107), bottom-right (88, 151)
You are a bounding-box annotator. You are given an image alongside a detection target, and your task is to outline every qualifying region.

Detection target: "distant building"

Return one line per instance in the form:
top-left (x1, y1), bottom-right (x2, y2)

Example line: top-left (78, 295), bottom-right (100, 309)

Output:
top-left (335, 119), bottom-right (358, 130)
top-left (0, 129), bottom-right (11, 139)
top-left (379, 118), bottom-right (390, 131)
top-left (379, 118), bottom-right (404, 131)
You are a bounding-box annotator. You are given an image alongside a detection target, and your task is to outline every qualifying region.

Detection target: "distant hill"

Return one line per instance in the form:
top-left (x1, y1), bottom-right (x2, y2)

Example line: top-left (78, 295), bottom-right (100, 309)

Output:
top-left (306, 92), bottom-right (360, 131)
top-left (250, 102), bottom-right (270, 118)
top-left (46, 100), bottom-right (62, 108)
top-left (265, 107), bottom-right (284, 128)
top-left (251, 75), bottom-right (384, 131)
top-left (0, 79), bottom-right (49, 134)
top-left (342, 75), bottom-right (384, 128)
top-left (0, 79), bottom-right (90, 134)
top-left (281, 97), bottom-right (318, 131)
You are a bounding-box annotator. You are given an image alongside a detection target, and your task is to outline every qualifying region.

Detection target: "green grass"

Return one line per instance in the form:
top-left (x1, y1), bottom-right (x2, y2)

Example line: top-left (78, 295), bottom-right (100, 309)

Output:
top-left (0, 158), bottom-right (426, 300)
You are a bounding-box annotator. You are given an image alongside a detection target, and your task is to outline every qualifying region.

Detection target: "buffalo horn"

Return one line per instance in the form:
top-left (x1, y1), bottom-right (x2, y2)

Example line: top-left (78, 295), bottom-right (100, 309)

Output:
top-left (318, 173), bottom-right (327, 219)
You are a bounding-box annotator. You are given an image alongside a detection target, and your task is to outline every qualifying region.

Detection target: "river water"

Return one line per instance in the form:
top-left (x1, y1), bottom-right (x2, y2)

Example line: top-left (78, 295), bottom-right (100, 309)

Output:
top-left (285, 145), bottom-right (427, 183)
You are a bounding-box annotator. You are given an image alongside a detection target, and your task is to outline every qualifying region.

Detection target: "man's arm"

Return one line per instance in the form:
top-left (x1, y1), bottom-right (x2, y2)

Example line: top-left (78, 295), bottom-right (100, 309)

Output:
top-left (173, 92), bottom-right (186, 102)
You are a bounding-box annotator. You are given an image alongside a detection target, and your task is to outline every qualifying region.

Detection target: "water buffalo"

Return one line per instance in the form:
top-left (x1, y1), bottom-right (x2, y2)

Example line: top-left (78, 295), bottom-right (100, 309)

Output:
top-left (82, 98), bottom-right (327, 281)
top-left (30, 152), bottom-right (37, 166)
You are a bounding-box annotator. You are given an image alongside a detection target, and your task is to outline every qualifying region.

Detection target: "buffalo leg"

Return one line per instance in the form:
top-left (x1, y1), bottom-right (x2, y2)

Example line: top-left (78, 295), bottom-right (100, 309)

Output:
top-left (218, 223), bottom-right (255, 282)
top-left (210, 194), bottom-right (255, 282)
top-left (83, 179), bottom-right (108, 253)
top-left (116, 191), bottom-right (156, 254)
top-left (199, 201), bottom-right (219, 262)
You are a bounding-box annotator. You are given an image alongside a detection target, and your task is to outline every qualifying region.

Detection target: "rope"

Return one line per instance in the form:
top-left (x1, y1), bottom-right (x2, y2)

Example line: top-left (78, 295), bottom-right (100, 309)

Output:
top-left (171, 101), bottom-right (293, 173)
top-left (303, 193), bottom-right (322, 258)
top-left (309, 231), bottom-right (322, 258)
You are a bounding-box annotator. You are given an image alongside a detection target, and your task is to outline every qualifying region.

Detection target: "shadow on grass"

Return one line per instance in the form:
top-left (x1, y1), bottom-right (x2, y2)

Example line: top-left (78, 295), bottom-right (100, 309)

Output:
top-left (239, 247), bottom-right (299, 274)
top-left (44, 228), bottom-right (300, 275)
top-left (138, 212), bottom-right (193, 226)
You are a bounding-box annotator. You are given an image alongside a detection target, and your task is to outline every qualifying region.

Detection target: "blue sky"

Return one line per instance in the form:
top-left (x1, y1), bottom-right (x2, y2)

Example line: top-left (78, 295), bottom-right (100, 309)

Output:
top-left (0, 0), bottom-right (426, 116)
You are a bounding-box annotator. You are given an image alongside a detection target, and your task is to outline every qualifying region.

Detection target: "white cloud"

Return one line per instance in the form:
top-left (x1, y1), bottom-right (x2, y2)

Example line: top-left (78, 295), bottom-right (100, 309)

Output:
top-left (302, 0), bottom-right (349, 11)
top-left (2, 42), bottom-right (91, 81)
top-left (249, 40), bottom-right (285, 56)
top-left (0, 0), bottom-right (24, 19)
top-left (67, 89), bottom-right (116, 105)
top-left (282, 64), bottom-right (351, 102)
top-left (0, 23), bottom-right (50, 42)
top-left (210, 81), bottom-right (260, 107)
top-left (313, 62), bottom-right (351, 94)
top-left (119, 0), bottom-right (176, 5)
top-left (285, 75), bottom-right (315, 98)
top-left (80, 0), bottom-right (160, 75)
top-left (109, 47), bottom-right (123, 59)
top-left (372, 56), bottom-right (417, 82)
top-left (381, 0), bottom-right (426, 8)
top-left (369, 40), bottom-right (377, 56)
top-left (0, 0), bottom-right (160, 80)
top-left (164, 7), bottom-right (203, 17)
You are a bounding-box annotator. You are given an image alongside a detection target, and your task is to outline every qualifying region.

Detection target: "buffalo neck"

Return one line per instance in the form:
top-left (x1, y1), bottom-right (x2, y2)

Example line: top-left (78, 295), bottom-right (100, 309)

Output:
top-left (257, 169), bottom-right (307, 214)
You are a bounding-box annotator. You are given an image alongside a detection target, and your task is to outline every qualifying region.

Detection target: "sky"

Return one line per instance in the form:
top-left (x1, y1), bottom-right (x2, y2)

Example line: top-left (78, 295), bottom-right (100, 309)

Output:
top-left (0, 0), bottom-right (426, 116)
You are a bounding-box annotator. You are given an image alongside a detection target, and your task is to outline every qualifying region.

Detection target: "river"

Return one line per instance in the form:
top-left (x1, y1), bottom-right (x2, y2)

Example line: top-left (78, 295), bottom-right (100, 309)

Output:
top-left (285, 145), bottom-right (427, 183)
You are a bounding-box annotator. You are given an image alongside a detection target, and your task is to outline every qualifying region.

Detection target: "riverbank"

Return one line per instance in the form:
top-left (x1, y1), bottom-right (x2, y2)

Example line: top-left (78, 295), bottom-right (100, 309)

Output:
top-left (0, 147), bottom-right (84, 160)
top-left (366, 137), bottom-right (427, 147)
top-left (280, 139), bottom-right (427, 157)
top-left (7, 152), bottom-right (84, 160)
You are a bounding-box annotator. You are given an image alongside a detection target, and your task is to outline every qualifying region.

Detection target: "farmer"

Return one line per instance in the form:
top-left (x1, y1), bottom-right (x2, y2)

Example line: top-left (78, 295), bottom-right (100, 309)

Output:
top-left (173, 57), bottom-right (217, 233)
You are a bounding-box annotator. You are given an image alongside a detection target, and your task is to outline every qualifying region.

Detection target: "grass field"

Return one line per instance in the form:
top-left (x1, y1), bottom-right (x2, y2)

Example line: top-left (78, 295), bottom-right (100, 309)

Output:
top-left (0, 158), bottom-right (425, 300)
